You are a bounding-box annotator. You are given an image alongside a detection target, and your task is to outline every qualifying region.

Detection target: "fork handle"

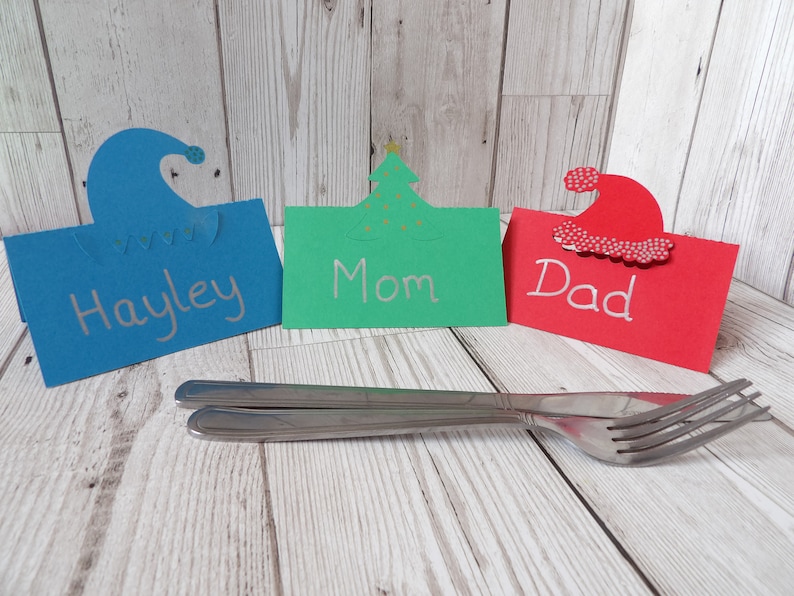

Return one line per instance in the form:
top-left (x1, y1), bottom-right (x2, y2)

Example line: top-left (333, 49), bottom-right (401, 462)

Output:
top-left (187, 407), bottom-right (528, 442)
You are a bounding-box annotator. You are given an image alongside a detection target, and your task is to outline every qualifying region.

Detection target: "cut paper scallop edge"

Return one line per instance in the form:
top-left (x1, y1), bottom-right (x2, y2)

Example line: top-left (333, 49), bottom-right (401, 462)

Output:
top-left (552, 166), bottom-right (674, 266)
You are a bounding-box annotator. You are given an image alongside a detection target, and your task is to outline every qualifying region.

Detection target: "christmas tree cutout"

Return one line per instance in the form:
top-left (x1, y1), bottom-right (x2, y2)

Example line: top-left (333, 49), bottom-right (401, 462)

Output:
top-left (347, 141), bottom-right (443, 241)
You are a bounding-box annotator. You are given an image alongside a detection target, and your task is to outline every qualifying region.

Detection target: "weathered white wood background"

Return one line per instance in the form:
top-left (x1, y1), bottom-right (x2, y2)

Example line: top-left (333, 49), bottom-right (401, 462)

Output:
top-left (3, 3), bottom-right (794, 593)
top-left (2, 0), bottom-right (793, 304)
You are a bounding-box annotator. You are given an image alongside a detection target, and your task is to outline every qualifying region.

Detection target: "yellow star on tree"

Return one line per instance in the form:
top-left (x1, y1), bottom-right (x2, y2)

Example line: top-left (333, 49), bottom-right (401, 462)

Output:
top-left (384, 140), bottom-right (402, 155)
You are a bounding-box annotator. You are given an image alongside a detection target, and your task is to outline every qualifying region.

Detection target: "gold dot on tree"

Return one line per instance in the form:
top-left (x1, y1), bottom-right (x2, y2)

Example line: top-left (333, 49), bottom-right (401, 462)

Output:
top-left (383, 204), bottom-right (389, 210)
top-left (416, 220), bottom-right (422, 226)
top-left (376, 193), bottom-right (381, 198)
top-left (365, 226), bottom-right (371, 232)
top-left (411, 202), bottom-right (416, 208)
top-left (383, 172), bottom-right (389, 177)
top-left (394, 166), bottom-right (399, 171)
top-left (383, 219), bottom-right (389, 225)
top-left (401, 225), bottom-right (407, 231)
top-left (396, 193), bottom-right (401, 199)
top-left (365, 203), bottom-right (370, 209)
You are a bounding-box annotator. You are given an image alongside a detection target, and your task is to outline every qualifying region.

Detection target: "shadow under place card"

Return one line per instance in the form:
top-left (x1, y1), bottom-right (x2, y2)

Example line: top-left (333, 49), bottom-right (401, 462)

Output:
top-left (281, 142), bottom-right (507, 329)
top-left (5, 128), bottom-right (283, 386)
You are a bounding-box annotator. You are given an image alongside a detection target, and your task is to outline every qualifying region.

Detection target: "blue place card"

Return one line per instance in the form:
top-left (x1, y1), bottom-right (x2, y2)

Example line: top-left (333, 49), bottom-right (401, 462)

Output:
top-left (5, 128), bottom-right (283, 386)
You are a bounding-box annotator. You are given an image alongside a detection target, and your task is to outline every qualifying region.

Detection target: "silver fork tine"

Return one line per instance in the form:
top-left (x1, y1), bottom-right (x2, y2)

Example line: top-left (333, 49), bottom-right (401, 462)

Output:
top-left (619, 405), bottom-right (770, 465)
top-left (616, 390), bottom-right (761, 440)
top-left (610, 379), bottom-right (752, 428)
top-left (617, 393), bottom-right (761, 451)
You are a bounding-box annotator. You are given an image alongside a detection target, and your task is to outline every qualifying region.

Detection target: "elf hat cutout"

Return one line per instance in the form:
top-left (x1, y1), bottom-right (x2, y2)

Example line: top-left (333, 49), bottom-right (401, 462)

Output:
top-left (552, 166), bottom-right (674, 265)
top-left (73, 128), bottom-right (220, 263)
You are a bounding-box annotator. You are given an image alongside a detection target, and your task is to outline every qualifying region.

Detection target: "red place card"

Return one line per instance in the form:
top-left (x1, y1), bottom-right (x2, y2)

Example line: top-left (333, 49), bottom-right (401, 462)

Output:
top-left (503, 168), bottom-right (739, 372)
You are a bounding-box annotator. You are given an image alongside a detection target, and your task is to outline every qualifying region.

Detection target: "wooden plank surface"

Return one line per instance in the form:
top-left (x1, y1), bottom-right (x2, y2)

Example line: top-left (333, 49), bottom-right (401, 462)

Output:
top-left (674, 1), bottom-right (794, 304)
top-left (38, 0), bottom-right (232, 223)
top-left (0, 329), bottom-right (273, 594)
top-left (0, 0), bottom-right (59, 132)
top-left (0, 133), bottom-right (79, 235)
top-left (219, 0), bottom-right (371, 223)
top-left (710, 280), bottom-right (794, 427)
top-left (1, 231), bottom-right (794, 593)
top-left (3, 0), bottom-right (794, 300)
top-left (455, 313), bottom-right (794, 593)
top-left (606, 0), bottom-right (722, 226)
top-left (3, 1), bottom-right (794, 593)
top-left (492, 0), bottom-right (628, 214)
top-left (491, 95), bottom-right (610, 212)
top-left (502, 0), bottom-right (628, 96)
top-left (0, 241), bottom-right (26, 371)
top-left (250, 328), bottom-right (651, 593)
top-left (370, 0), bottom-right (507, 208)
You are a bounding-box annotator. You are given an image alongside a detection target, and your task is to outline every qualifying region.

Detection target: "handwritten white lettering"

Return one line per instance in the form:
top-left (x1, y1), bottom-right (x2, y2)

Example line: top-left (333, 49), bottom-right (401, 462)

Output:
top-left (403, 275), bottom-right (439, 303)
top-left (375, 276), bottom-right (399, 302)
top-left (142, 292), bottom-right (178, 342)
top-left (334, 258), bottom-right (367, 302)
top-left (333, 258), bottom-right (440, 304)
top-left (527, 258), bottom-right (635, 322)
top-left (71, 290), bottom-right (112, 335)
top-left (211, 277), bottom-right (245, 322)
top-left (188, 281), bottom-right (215, 309)
top-left (113, 298), bottom-right (148, 327)
top-left (69, 269), bottom-right (246, 341)
top-left (567, 284), bottom-right (599, 312)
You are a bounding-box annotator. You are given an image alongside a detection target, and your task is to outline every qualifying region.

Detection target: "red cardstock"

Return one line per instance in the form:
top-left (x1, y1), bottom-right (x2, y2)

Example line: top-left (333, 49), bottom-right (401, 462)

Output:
top-left (503, 208), bottom-right (739, 372)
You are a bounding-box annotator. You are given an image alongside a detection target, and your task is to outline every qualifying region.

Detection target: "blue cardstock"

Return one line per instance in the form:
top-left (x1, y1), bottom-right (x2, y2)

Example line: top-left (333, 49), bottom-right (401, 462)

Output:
top-left (4, 128), bottom-right (283, 386)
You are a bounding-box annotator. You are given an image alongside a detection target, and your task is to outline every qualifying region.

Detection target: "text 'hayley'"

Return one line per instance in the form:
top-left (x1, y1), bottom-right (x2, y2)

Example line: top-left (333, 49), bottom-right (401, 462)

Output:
top-left (69, 268), bottom-right (245, 342)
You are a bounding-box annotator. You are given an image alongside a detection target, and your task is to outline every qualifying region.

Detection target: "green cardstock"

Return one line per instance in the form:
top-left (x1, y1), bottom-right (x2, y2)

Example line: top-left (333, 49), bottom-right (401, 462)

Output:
top-left (282, 145), bottom-right (507, 328)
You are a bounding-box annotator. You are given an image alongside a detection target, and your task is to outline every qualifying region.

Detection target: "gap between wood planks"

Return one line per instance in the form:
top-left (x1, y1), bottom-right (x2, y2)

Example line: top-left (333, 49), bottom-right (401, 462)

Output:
top-left (446, 324), bottom-right (659, 592)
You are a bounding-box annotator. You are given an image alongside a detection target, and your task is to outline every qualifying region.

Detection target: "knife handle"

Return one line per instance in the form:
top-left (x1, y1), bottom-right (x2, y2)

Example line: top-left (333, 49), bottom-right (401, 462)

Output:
top-left (186, 406), bottom-right (526, 442)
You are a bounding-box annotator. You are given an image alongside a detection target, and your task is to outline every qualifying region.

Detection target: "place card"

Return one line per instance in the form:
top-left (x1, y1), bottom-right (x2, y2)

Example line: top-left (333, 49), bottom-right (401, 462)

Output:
top-left (502, 167), bottom-right (738, 372)
top-left (5, 128), bottom-right (283, 386)
top-left (282, 141), bottom-right (507, 328)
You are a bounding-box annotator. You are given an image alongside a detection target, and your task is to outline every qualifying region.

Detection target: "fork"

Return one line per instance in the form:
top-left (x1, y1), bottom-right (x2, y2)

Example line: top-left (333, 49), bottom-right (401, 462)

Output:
top-left (185, 379), bottom-right (769, 466)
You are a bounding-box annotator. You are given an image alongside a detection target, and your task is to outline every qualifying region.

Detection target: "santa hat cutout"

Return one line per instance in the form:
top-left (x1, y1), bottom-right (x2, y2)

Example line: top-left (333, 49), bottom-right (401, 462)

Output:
top-left (552, 166), bottom-right (674, 265)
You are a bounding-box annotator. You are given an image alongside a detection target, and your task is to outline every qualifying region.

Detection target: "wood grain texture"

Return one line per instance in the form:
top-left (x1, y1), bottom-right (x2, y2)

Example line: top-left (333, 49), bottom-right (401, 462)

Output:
top-left (502, 0), bottom-right (628, 95)
top-left (455, 313), bottom-right (794, 594)
top-left (492, 95), bottom-right (610, 212)
top-left (0, 0), bottom-right (59, 132)
top-left (250, 329), bottom-right (650, 593)
top-left (370, 0), bottom-right (507, 208)
top-left (0, 329), bottom-right (277, 594)
top-left (3, 3), bottom-right (794, 593)
top-left (219, 0), bottom-right (371, 224)
top-left (0, 241), bottom-right (26, 370)
top-left (710, 280), bottom-right (794, 427)
top-left (541, 420), bottom-right (794, 595)
top-left (38, 0), bottom-right (232, 224)
top-left (2, 230), bottom-right (794, 593)
top-left (0, 132), bottom-right (79, 235)
top-left (674, 0), bottom-right (794, 304)
top-left (606, 0), bottom-right (722, 227)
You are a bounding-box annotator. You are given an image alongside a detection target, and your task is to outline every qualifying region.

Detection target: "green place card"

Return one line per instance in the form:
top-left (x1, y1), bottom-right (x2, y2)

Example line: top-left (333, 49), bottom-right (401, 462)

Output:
top-left (281, 143), bottom-right (506, 329)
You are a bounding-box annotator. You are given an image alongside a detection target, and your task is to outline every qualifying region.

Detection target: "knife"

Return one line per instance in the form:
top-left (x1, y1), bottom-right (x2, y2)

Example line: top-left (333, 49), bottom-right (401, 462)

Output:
top-left (175, 379), bottom-right (770, 421)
